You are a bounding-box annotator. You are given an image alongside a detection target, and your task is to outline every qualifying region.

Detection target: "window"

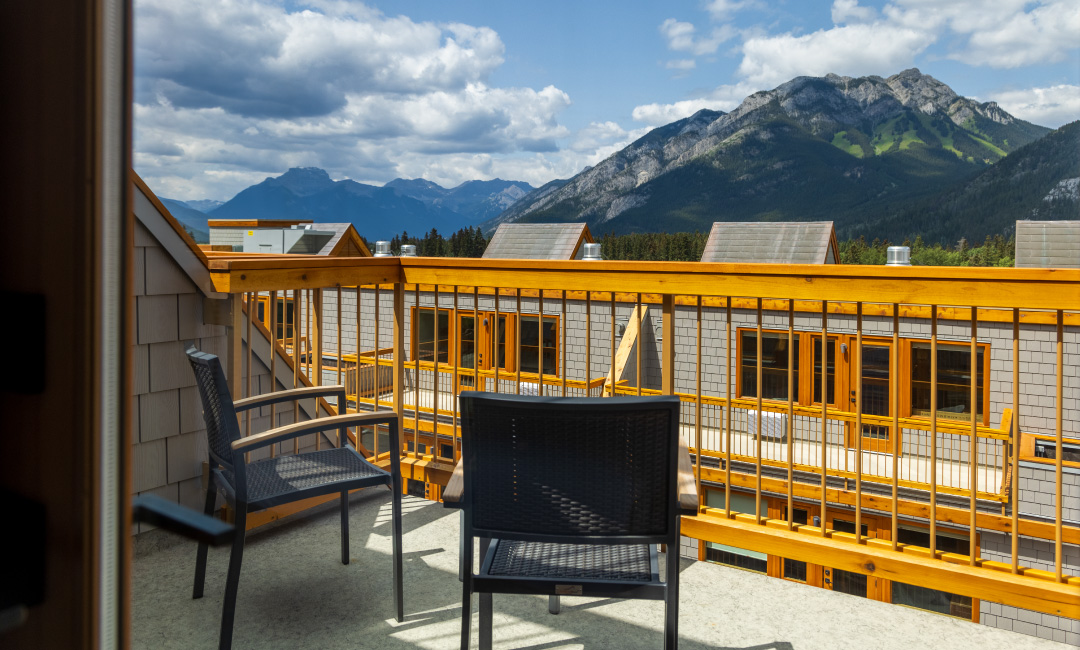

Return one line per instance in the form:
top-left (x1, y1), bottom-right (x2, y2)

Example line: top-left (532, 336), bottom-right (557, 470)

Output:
top-left (892, 525), bottom-right (974, 619)
top-left (1034, 439), bottom-right (1080, 463)
top-left (704, 491), bottom-right (767, 573)
top-left (518, 315), bottom-right (558, 375)
top-left (812, 336), bottom-right (837, 405)
top-left (910, 342), bottom-right (985, 422)
top-left (413, 308), bottom-right (451, 363)
top-left (740, 331), bottom-right (798, 400)
top-left (439, 443), bottom-right (455, 460)
top-left (858, 343), bottom-right (892, 440)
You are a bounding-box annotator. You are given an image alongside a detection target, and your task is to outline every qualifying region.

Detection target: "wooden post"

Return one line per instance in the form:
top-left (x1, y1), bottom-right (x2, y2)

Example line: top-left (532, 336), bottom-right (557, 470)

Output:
top-left (661, 294), bottom-right (675, 395)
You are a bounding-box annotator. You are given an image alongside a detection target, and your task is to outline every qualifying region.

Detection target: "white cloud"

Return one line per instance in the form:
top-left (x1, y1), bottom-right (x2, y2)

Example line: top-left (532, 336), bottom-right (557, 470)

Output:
top-left (949, 2), bottom-right (1080, 68)
top-left (990, 84), bottom-right (1080, 128)
top-left (665, 59), bottom-right (697, 71)
top-left (831, 0), bottom-right (877, 24)
top-left (631, 84), bottom-right (749, 127)
top-left (704, 0), bottom-right (754, 21)
top-left (660, 18), bottom-right (736, 56)
top-left (737, 23), bottom-right (936, 88)
top-left (134, 0), bottom-right (577, 199)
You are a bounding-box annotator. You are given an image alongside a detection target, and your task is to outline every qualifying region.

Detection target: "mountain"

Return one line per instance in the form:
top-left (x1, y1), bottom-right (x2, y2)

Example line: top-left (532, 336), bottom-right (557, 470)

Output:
top-left (208, 168), bottom-right (534, 240)
top-left (159, 198), bottom-right (211, 243)
top-left (868, 120), bottom-right (1080, 244)
top-left (386, 177), bottom-right (534, 223)
top-left (183, 199), bottom-right (224, 213)
top-left (489, 69), bottom-right (1053, 239)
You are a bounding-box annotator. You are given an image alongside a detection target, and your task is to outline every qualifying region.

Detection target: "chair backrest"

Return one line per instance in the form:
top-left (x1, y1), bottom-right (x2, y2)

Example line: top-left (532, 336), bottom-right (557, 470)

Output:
top-left (186, 347), bottom-right (241, 471)
top-left (459, 392), bottom-right (680, 545)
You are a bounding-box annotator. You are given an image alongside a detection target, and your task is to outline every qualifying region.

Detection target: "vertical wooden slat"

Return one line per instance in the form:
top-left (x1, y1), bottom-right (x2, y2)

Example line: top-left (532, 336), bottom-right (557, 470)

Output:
top-left (539, 288), bottom-right (545, 396)
top-left (696, 296), bottom-right (703, 506)
top-left (494, 288), bottom-right (501, 395)
top-left (892, 303), bottom-right (900, 550)
top-left (245, 292), bottom-right (253, 451)
top-left (374, 285), bottom-right (381, 459)
top-left (610, 293), bottom-right (616, 397)
top-left (820, 300), bottom-right (828, 535)
top-left (787, 300), bottom-right (795, 530)
top-left (452, 287), bottom-right (459, 462)
top-left (969, 306), bottom-right (978, 564)
top-left (930, 304), bottom-right (938, 555)
top-left (414, 286), bottom-right (420, 457)
top-left (662, 294), bottom-right (675, 396)
top-left (313, 289), bottom-right (323, 451)
top-left (561, 290), bottom-right (568, 397)
top-left (1011, 308), bottom-right (1020, 572)
top-left (515, 291), bottom-right (522, 395)
top-left (585, 292), bottom-right (592, 395)
top-left (755, 298), bottom-right (763, 524)
top-left (636, 292), bottom-right (643, 397)
top-left (306, 290), bottom-right (313, 382)
top-left (472, 286), bottom-right (478, 400)
top-left (725, 298), bottom-right (732, 517)
top-left (336, 287), bottom-right (342, 388)
top-left (393, 283), bottom-right (405, 442)
top-left (434, 285), bottom-right (440, 440)
top-left (355, 284), bottom-right (361, 411)
top-left (269, 290), bottom-right (277, 457)
top-left (855, 303), bottom-right (863, 545)
top-left (292, 290), bottom-right (300, 455)
top-left (1055, 309), bottom-right (1064, 581)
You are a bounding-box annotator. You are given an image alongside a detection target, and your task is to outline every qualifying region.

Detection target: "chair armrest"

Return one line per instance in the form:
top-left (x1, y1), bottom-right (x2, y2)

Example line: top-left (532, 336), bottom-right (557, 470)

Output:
top-left (678, 435), bottom-right (699, 514)
top-left (443, 459), bottom-right (464, 508)
top-left (132, 494), bottom-right (234, 546)
top-left (231, 411), bottom-right (398, 452)
top-left (233, 385), bottom-right (347, 413)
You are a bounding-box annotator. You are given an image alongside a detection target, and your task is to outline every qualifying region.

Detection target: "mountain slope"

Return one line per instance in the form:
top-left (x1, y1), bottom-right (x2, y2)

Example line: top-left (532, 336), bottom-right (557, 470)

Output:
top-left (160, 198), bottom-right (211, 243)
top-left (490, 69), bottom-right (1052, 238)
top-left (867, 120), bottom-right (1080, 244)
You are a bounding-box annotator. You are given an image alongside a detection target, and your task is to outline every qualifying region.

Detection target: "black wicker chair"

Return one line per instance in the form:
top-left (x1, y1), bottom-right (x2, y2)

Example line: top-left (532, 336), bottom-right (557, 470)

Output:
top-left (186, 347), bottom-right (403, 650)
top-left (444, 392), bottom-right (698, 650)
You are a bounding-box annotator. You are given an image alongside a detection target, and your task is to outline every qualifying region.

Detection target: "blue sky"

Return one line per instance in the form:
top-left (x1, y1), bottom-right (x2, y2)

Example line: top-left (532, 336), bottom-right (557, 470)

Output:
top-left (134, 0), bottom-right (1080, 201)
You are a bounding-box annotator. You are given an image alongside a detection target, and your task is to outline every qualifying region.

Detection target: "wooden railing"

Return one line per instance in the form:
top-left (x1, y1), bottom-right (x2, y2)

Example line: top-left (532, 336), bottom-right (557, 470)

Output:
top-left (212, 256), bottom-right (1079, 618)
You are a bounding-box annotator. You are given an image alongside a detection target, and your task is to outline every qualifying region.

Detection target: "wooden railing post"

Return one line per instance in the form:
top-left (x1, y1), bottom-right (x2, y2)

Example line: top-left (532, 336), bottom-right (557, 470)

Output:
top-left (661, 294), bottom-right (675, 396)
top-left (392, 283), bottom-right (405, 422)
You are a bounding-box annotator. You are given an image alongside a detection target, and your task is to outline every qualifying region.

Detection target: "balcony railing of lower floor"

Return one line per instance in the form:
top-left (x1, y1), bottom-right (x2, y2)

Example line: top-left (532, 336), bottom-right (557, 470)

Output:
top-left (201, 254), bottom-right (1079, 624)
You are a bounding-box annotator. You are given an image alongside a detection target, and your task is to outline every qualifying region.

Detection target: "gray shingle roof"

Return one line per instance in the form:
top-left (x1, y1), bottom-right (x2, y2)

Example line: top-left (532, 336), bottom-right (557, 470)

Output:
top-left (1014, 220), bottom-right (1080, 268)
top-left (700, 222), bottom-right (838, 264)
top-left (483, 223), bottom-right (592, 260)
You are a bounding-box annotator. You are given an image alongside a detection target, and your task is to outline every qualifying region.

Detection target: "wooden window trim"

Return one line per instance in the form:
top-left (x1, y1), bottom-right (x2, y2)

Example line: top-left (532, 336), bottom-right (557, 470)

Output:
top-left (903, 338), bottom-right (991, 427)
top-left (734, 328), bottom-right (802, 405)
top-left (517, 313), bottom-right (560, 377)
top-left (409, 306), bottom-right (455, 365)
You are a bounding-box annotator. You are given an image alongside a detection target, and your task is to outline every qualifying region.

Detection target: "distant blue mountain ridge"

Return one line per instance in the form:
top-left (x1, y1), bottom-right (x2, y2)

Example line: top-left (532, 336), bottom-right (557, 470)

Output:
top-left (168, 168), bottom-right (535, 241)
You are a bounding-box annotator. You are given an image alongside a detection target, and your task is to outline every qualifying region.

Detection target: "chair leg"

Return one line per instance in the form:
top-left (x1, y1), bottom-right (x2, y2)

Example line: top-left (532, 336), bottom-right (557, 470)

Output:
top-left (460, 533), bottom-right (473, 650)
top-left (664, 540), bottom-right (680, 650)
top-left (340, 489), bottom-right (350, 565)
top-left (193, 484), bottom-right (216, 599)
top-left (392, 479), bottom-right (404, 623)
top-left (548, 595), bottom-right (560, 615)
top-left (218, 508), bottom-right (247, 650)
top-left (479, 593), bottom-right (493, 650)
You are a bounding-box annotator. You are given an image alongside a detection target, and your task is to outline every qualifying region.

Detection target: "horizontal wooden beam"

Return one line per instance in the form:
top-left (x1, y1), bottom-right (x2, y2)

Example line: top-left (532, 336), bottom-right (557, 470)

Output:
top-left (681, 510), bottom-right (1079, 618)
top-left (204, 256), bottom-right (1080, 310)
top-left (698, 466), bottom-right (1080, 544)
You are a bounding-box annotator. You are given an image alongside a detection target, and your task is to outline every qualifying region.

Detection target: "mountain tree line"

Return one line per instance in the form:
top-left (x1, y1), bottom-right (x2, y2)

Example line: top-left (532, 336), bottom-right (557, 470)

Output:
top-left (598, 231), bottom-right (709, 261)
top-left (364, 226), bottom-right (488, 257)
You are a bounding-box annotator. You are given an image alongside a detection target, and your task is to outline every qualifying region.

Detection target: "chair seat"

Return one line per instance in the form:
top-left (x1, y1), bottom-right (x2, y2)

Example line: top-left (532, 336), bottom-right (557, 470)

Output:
top-left (224, 448), bottom-right (389, 509)
top-left (485, 539), bottom-right (655, 582)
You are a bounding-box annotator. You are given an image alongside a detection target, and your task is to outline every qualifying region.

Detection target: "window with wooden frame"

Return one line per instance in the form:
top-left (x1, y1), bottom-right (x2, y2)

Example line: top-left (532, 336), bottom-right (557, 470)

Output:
top-left (703, 490), bottom-right (768, 574)
top-left (907, 340), bottom-right (988, 425)
top-left (518, 314), bottom-right (559, 376)
top-left (739, 330), bottom-right (798, 401)
top-left (891, 525), bottom-right (974, 620)
top-left (811, 335), bottom-right (838, 407)
top-left (411, 307), bottom-right (452, 364)
top-left (254, 295), bottom-right (295, 341)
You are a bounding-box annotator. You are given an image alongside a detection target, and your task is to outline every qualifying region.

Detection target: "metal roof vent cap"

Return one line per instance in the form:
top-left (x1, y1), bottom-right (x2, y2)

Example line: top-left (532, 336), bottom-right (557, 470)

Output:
top-left (886, 246), bottom-right (911, 266)
top-left (373, 240), bottom-right (392, 257)
top-left (582, 242), bottom-right (602, 261)
top-left (400, 244), bottom-right (417, 257)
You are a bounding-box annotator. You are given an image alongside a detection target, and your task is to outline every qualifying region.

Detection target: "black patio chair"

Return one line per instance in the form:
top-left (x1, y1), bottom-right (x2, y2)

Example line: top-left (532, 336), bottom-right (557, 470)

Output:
top-left (186, 347), bottom-right (403, 650)
top-left (444, 392), bottom-right (698, 650)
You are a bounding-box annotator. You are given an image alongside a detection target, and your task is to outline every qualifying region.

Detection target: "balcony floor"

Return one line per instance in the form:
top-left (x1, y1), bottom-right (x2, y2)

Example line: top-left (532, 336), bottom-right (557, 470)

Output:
top-left (133, 489), bottom-right (1066, 650)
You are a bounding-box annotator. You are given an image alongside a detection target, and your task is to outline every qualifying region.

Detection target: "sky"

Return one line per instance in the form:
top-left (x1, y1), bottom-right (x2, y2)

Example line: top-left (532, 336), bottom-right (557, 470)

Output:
top-left (133, 0), bottom-right (1080, 201)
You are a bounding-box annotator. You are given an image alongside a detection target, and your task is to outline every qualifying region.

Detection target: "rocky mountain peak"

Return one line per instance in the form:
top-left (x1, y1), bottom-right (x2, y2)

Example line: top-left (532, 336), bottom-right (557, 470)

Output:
top-left (272, 167), bottom-right (336, 196)
top-left (885, 68), bottom-right (958, 115)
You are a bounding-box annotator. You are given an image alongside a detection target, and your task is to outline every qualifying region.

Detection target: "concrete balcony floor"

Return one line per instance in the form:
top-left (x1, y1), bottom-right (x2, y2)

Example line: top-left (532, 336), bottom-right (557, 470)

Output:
top-left (133, 489), bottom-right (1067, 650)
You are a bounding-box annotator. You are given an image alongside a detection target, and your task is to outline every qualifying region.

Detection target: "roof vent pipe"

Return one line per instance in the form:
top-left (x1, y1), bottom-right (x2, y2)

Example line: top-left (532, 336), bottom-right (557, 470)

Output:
top-left (400, 244), bottom-right (417, 257)
top-left (886, 246), bottom-right (911, 266)
top-left (373, 240), bottom-right (392, 257)
top-left (582, 242), bottom-right (602, 261)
